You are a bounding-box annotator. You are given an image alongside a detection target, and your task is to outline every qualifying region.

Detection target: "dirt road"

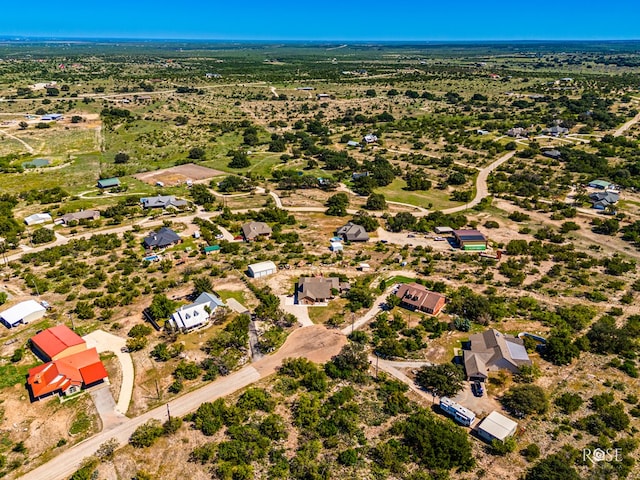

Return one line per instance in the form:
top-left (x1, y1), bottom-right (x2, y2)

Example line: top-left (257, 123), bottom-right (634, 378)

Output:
top-left (0, 129), bottom-right (35, 153)
top-left (17, 325), bottom-right (345, 480)
top-left (614, 110), bottom-right (640, 137)
top-left (443, 151), bottom-right (516, 214)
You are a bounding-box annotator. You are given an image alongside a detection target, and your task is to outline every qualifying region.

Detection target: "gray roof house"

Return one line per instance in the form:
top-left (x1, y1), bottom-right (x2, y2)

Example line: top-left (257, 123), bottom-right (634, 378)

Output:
top-left (590, 191), bottom-right (619, 210)
top-left (242, 222), bottom-right (272, 241)
top-left (542, 149), bottom-right (562, 160)
top-left (143, 227), bottom-right (181, 250)
top-left (297, 276), bottom-right (349, 305)
top-left (463, 329), bottom-right (531, 381)
top-left (140, 195), bottom-right (188, 209)
top-left (543, 126), bottom-right (569, 136)
top-left (336, 223), bottom-right (369, 242)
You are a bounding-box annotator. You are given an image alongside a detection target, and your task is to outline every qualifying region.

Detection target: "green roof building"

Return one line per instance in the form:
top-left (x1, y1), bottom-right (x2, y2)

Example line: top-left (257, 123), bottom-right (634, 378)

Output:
top-left (97, 178), bottom-right (121, 189)
top-left (204, 245), bottom-right (220, 254)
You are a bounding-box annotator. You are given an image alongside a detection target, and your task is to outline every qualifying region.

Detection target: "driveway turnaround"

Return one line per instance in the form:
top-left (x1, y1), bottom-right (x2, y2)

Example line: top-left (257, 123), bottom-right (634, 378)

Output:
top-left (83, 330), bottom-right (134, 416)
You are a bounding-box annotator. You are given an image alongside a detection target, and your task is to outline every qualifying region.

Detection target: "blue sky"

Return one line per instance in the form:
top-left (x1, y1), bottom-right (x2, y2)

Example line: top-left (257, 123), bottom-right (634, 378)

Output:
top-left (1, 1), bottom-right (639, 41)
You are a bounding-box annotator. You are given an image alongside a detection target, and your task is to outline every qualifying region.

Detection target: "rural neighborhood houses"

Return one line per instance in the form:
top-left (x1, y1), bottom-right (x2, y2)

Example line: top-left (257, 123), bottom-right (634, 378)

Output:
top-left (242, 221), bottom-right (272, 241)
top-left (168, 292), bottom-right (226, 332)
top-left (395, 283), bottom-right (446, 315)
top-left (297, 276), bottom-right (349, 305)
top-left (463, 329), bottom-right (532, 381)
top-left (247, 261), bottom-right (277, 278)
top-left (143, 227), bottom-right (181, 250)
top-left (336, 222), bottom-right (369, 242)
top-left (0, 300), bottom-right (47, 328)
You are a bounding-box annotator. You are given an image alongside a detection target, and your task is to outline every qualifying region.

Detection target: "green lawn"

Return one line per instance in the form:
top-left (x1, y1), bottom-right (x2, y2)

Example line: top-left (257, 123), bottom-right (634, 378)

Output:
top-left (0, 362), bottom-right (40, 389)
top-left (384, 275), bottom-right (416, 285)
top-left (216, 290), bottom-right (247, 305)
top-left (377, 179), bottom-right (461, 210)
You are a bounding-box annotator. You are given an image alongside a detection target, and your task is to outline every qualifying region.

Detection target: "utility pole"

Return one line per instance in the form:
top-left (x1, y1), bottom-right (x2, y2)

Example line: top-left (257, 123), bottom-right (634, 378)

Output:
top-left (166, 403), bottom-right (171, 422)
top-left (32, 278), bottom-right (40, 297)
top-left (68, 312), bottom-right (75, 331)
top-left (375, 354), bottom-right (379, 379)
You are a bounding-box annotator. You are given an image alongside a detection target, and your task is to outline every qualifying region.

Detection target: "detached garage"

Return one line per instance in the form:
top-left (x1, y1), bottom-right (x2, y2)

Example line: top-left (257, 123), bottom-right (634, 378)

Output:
top-left (477, 411), bottom-right (518, 443)
top-left (248, 261), bottom-right (277, 278)
top-left (1, 300), bottom-right (46, 328)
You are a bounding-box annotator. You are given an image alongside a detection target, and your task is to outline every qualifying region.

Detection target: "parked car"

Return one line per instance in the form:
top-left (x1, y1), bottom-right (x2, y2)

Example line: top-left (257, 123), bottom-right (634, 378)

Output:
top-left (472, 381), bottom-right (484, 397)
top-left (434, 236), bottom-right (445, 241)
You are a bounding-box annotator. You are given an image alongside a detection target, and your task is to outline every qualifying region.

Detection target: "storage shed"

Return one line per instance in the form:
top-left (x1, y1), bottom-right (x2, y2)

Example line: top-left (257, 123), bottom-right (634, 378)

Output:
top-left (0, 300), bottom-right (47, 328)
top-left (477, 411), bottom-right (518, 443)
top-left (248, 261), bottom-right (277, 278)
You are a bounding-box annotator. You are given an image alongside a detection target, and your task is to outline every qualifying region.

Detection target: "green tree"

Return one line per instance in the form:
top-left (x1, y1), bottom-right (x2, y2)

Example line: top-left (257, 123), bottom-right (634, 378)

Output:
top-left (326, 192), bottom-right (350, 216)
top-left (543, 328), bottom-right (580, 365)
top-left (129, 420), bottom-right (164, 448)
top-left (502, 384), bottom-right (548, 417)
top-left (188, 147), bottom-right (206, 160)
top-left (31, 228), bottom-right (55, 244)
top-left (365, 193), bottom-right (387, 210)
top-left (74, 301), bottom-right (95, 319)
top-left (228, 150), bottom-right (250, 168)
top-left (114, 152), bottom-right (130, 164)
top-left (415, 364), bottom-right (465, 398)
top-left (148, 294), bottom-right (178, 322)
top-left (193, 276), bottom-right (213, 297)
top-left (554, 392), bottom-right (583, 414)
top-left (525, 453), bottom-right (581, 480)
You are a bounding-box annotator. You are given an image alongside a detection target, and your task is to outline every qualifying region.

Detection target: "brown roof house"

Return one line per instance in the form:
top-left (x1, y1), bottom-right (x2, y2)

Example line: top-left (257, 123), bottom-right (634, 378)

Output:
top-left (463, 329), bottom-right (531, 381)
top-left (242, 221), bottom-right (272, 241)
top-left (297, 276), bottom-right (349, 305)
top-left (395, 283), bottom-right (446, 315)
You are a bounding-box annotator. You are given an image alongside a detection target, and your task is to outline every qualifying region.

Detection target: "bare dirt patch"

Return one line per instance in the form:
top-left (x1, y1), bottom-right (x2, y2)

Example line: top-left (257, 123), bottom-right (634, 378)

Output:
top-left (133, 164), bottom-right (226, 187)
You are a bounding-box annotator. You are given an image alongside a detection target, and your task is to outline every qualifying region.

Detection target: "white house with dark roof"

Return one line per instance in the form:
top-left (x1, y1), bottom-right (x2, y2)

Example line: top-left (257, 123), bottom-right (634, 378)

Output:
top-left (169, 292), bottom-right (225, 332)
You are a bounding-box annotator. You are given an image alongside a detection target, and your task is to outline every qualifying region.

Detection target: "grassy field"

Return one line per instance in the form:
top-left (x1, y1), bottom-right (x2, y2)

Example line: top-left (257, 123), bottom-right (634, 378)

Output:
top-left (0, 361), bottom-right (40, 389)
top-left (378, 178), bottom-right (461, 210)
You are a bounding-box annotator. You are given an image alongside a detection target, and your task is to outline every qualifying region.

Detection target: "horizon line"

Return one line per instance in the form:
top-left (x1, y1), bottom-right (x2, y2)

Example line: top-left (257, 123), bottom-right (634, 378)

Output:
top-left (1, 36), bottom-right (640, 43)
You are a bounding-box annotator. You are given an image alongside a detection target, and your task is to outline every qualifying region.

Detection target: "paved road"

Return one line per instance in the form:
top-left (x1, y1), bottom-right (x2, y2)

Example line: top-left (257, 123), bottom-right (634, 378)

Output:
top-left (372, 355), bottom-right (436, 404)
top-left (83, 330), bottom-right (134, 416)
top-left (18, 325), bottom-right (345, 480)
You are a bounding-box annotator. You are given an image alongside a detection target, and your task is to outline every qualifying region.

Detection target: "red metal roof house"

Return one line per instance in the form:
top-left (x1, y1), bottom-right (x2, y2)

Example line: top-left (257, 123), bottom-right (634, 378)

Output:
top-left (27, 348), bottom-right (108, 400)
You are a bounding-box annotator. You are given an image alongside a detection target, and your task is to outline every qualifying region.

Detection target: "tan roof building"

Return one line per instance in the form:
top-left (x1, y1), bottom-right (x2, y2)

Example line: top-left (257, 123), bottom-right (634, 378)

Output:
top-left (395, 283), bottom-right (446, 315)
top-left (242, 222), bottom-right (272, 241)
top-left (463, 329), bottom-right (531, 381)
top-left (297, 276), bottom-right (349, 305)
top-left (59, 210), bottom-right (100, 225)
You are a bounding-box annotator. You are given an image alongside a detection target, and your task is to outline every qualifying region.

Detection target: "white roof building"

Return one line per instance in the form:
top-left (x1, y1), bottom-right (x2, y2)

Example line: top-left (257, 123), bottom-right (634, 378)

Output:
top-left (477, 411), bottom-right (518, 443)
top-left (169, 292), bottom-right (225, 331)
top-left (248, 261), bottom-right (277, 278)
top-left (24, 213), bottom-right (52, 226)
top-left (0, 300), bottom-right (47, 328)
top-left (330, 241), bottom-right (343, 252)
